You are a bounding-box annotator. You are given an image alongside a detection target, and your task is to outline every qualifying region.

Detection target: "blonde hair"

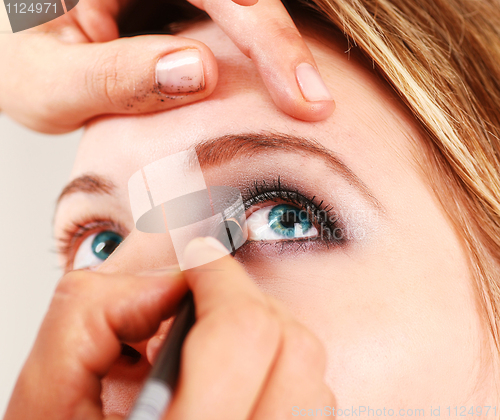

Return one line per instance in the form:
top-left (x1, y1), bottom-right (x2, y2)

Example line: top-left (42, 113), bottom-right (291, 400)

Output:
top-left (290, 0), bottom-right (500, 352)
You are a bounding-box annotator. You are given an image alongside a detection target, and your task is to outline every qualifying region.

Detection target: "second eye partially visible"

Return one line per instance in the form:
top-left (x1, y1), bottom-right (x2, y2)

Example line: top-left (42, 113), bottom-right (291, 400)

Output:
top-left (73, 230), bottom-right (124, 270)
top-left (57, 218), bottom-right (126, 272)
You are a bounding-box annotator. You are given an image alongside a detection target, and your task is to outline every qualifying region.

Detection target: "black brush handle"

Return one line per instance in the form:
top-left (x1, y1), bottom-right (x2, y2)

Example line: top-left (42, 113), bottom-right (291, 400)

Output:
top-left (150, 291), bottom-right (195, 389)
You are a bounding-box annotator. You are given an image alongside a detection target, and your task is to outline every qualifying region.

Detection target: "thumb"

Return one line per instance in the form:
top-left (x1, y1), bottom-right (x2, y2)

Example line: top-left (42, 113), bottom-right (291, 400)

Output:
top-left (0, 33), bottom-right (218, 133)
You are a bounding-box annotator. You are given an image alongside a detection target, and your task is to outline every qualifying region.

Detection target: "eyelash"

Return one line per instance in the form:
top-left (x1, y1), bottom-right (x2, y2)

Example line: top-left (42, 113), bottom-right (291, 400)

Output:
top-left (56, 177), bottom-right (342, 270)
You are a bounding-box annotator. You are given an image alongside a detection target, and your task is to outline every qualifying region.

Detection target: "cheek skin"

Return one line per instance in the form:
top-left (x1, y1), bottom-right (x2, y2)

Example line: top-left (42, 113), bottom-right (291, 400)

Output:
top-left (238, 173), bottom-right (487, 409)
top-left (243, 246), bottom-right (486, 409)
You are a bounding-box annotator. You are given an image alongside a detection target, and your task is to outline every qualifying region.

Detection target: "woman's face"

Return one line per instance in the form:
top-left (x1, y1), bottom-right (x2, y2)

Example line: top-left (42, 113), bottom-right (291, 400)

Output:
top-left (53, 19), bottom-right (495, 417)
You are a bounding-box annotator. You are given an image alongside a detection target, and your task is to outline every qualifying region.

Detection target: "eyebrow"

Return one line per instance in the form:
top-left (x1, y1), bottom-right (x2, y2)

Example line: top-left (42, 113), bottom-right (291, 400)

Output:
top-left (57, 174), bottom-right (115, 204)
top-left (56, 132), bottom-right (381, 210)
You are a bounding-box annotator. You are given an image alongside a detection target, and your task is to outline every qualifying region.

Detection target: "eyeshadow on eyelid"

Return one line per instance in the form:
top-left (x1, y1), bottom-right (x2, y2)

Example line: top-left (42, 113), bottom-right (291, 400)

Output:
top-left (193, 132), bottom-right (383, 211)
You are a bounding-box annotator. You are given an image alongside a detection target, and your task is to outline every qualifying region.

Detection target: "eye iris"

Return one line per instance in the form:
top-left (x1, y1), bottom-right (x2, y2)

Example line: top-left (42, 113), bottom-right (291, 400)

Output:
top-left (268, 204), bottom-right (312, 238)
top-left (91, 231), bottom-right (123, 260)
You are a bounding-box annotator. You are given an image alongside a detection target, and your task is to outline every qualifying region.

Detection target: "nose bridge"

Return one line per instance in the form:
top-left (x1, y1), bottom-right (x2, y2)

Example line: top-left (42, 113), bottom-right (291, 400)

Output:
top-left (97, 228), bottom-right (179, 274)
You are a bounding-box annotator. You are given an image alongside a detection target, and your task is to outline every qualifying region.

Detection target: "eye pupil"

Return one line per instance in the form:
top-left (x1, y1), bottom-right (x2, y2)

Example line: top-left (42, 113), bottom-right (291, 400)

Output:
top-left (268, 204), bottom-right (312, 238)
top-left (92, 231), bottom-right (123, 260)
top-left (281, 210), bottom-right (299, 228)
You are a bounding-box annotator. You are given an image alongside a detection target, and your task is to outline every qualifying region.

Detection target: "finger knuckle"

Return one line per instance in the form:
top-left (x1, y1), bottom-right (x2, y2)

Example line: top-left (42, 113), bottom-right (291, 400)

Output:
top-left (269, 21), bottom-right (304, 48)
top-left (86, 49), bottom-right (124, 109)
top-left (55, 270), bottom-right (93, 298)
top-left (107, 301), bottom-right (149, 340)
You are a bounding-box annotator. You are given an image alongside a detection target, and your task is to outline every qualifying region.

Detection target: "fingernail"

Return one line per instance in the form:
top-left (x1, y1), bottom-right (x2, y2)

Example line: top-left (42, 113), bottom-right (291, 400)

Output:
top-left (182, 237), bottom-right (230, 270)
top-left (156, 49), bottom-right (205, 94)
top-left (295, 63), bottom-right (333, 102)
top-left (146, 334), bottom-right (167, 365)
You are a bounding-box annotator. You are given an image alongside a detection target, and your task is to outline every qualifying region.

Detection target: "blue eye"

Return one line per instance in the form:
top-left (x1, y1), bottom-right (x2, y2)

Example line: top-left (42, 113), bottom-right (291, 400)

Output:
top-left (268, 204), bottom-right (313, 238)
top-left (246, 204), bottom-right (318, 241)
top-left (73, 230), bottom-right (124, 270)
top-left (92, 231), bottom-right (123, 260)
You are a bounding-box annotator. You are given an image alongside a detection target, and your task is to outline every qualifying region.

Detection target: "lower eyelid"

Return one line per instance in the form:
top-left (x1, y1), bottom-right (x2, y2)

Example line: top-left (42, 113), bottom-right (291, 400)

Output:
top-left (235, 237), bottom-right (342, 261)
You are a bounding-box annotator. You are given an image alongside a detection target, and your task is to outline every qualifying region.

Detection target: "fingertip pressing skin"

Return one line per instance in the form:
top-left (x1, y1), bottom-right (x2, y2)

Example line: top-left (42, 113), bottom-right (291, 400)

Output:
top-left (251, 34), bottom-right (336, 121)
top-left (183, 237), bottom-right (229, 268)
top-left (257, 56), bottom-right (337, 121)
top-left (276, 88), bottom-right (336, 122)
top-left (182, 237), bottom-right (240, 287)
top-left (296, 63), bottom-right (333, 102)
top-left (191, 0), bottom-right (336, 122)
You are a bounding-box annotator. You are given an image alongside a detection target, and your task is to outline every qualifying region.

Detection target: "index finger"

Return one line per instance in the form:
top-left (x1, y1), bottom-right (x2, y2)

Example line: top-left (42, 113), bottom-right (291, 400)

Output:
top-left (182, 237), bottom-right (267, 318)
top-left (188, 0), bottom-right (335, 121)
top-left (3, 269), bottom-right (187, 420)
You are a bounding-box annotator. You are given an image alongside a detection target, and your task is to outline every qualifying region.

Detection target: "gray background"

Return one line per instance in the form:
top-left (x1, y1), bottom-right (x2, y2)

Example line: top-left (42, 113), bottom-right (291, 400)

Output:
top-left (0, 114), bottom-right (80, 416)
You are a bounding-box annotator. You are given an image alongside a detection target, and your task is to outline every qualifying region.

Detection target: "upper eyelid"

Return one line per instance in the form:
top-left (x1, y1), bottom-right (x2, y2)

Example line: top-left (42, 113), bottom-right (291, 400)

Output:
top-left (244, 185), bottom-right (339, 225)
top-left (242, 181), bottom-right (336, 216)
top-left (244, 193), bottom-right (327, 216)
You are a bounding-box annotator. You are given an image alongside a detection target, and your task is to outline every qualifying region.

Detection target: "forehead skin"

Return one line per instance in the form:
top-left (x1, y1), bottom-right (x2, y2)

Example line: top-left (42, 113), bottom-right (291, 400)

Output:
top-left (56, 19), bottom-right (494, 416)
